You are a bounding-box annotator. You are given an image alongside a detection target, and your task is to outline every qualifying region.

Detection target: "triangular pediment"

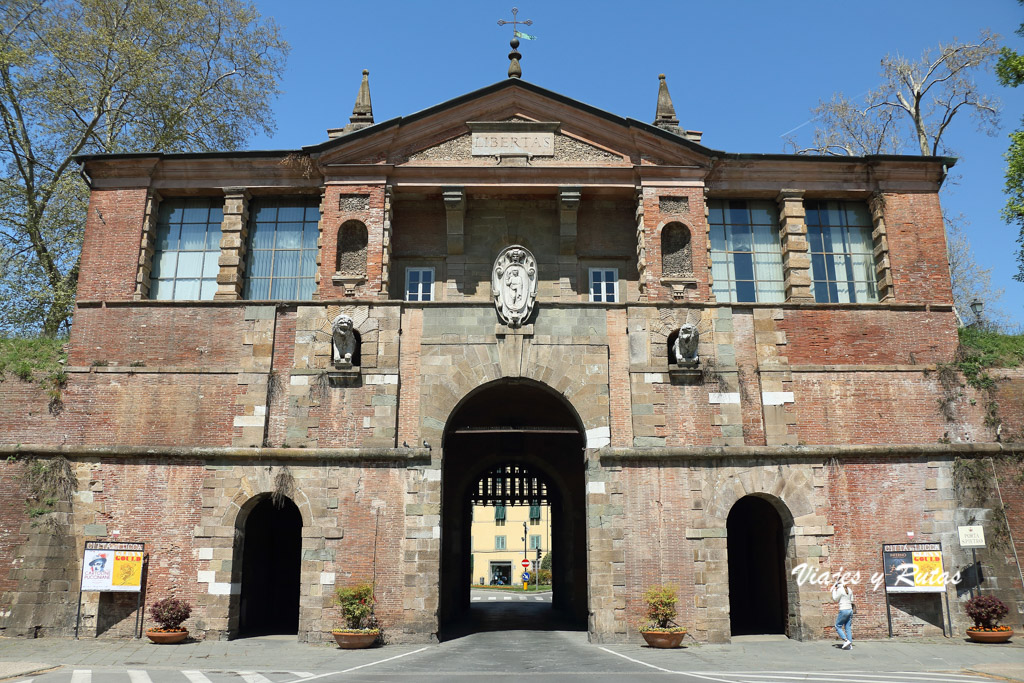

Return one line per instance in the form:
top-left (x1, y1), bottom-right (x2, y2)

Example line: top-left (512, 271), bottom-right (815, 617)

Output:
top-left (306, 79), bottom-right (717, 168)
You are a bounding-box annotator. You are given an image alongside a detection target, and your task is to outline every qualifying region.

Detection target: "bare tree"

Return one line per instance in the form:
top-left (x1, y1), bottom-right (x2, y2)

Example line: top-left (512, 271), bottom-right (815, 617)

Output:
top-left (788, 32), bottom-right (1006, 327)
top-left (946, 214), bottom-right (1008, 328)
top-left (791, 31), bottom-right (1001, 156)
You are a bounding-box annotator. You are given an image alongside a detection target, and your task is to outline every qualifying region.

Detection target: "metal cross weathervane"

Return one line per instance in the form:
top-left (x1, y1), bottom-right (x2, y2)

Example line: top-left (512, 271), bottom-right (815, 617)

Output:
top-left (498, 7), bottom-right (533, 78)
top-left (497, 7), bottom-right (532, 36)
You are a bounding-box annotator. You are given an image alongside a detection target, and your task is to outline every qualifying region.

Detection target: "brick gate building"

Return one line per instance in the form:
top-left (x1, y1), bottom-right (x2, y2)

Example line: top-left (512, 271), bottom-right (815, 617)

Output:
top-left (1, 70), bottom-right (1022, 644)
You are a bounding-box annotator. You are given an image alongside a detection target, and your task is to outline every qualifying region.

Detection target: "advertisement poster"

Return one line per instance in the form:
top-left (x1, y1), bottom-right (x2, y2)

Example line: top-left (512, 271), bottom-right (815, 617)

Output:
top-left (881, 542), bottom-right (946, 593)
top-left (80, 541), bottom-right (144, 592)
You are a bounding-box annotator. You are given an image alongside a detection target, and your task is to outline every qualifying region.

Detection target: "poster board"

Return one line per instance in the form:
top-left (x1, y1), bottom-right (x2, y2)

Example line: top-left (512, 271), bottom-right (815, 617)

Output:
top-left (881, 542), bottom-right (946, 593)
top-left (80, 541), bottom-right (145, 592)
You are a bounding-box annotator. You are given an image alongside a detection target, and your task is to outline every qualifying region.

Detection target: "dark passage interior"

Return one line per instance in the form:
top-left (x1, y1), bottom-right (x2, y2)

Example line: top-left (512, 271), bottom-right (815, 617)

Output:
top-left (239, 496), bottom-right (302, 636)
top-left (727, 495), bottom-right (788, 636)
top-left (440, 379), bottom-right (587, 639)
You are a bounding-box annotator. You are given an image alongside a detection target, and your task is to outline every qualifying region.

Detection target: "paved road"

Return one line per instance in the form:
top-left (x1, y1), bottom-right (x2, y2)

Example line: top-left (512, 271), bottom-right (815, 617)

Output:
top-left (469, 588), bottom-right (551, 604)
top-left (2, 599), bottom-right (1022, 683)
top-left (5, 644), bottom-right (1001, 683)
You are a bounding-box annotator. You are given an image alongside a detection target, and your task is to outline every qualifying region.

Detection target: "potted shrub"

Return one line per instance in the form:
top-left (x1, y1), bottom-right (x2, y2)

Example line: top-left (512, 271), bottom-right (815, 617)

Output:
top-left (331, 581), bottom-right (380, 648)
top-left (639, 584), bottom-right (687, 648)
top-left (965, 595), bottom-right (1014, 643)
top-left (146, 597), bottom-right (192, 644)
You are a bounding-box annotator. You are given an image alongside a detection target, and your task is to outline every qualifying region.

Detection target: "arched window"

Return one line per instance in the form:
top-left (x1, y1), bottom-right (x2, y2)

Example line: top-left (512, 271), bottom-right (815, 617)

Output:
top-left (336, 220), bottom-right (368, 276)
top-left (661, 222), bottom-right (692, 277)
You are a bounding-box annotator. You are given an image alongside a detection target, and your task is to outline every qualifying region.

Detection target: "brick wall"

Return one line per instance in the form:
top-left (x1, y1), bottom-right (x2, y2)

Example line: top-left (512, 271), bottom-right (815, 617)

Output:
top-left (77, 188), bottom-right (149, 301)
top-left (826, 458), bottom-right (946, 638)
top-left (320, 185), bottom-right (388, 299)
top-left (777, 309), bottom-right (958, 366)
top-left (3, 374), bottom-right (243, 448)
top-left (793, 372), bottom-right (946, 445)
top-left (69, 306), bottom-right (250, 368)
top-left (882, 193), bottom-right (953, 305)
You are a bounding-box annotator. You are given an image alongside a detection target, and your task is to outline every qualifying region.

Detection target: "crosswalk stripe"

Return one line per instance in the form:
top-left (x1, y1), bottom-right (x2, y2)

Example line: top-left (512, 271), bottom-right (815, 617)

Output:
top-left (237, 672), bottom-right (274, 683)
top-left (182, 671), bottom-right (213, 683)
top-left (70, 671), bottom-right (91, 683)
top-left (487, 596), bottom-right (496, 601)
top-left (535, 597), bottom-right (544, 601)
top-left (127, 670), bottom-right (152, 683)
top-left (503, 596), bottom-right (511, 601)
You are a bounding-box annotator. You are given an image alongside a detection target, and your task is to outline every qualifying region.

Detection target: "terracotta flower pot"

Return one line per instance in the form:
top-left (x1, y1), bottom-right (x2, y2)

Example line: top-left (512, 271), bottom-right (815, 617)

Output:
top-left (966, 628), bottom-right (1014, 643)
top-left (641, 630), bottom-right (686, 648)
top-left (146, 628), bottom-right (188, 644)
top-left (332, 629), bottom-right (379, 649)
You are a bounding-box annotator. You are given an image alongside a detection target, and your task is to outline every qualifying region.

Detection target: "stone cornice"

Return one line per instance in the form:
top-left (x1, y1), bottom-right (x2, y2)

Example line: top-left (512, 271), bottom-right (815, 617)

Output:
top-left (0, 443), bottom-right (431, 463)
top-left (598, 442), bottom-right (1024, 462)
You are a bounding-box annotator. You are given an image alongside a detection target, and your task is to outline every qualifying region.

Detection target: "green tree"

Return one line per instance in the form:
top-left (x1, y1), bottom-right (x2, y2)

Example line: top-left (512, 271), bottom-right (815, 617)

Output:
top-left (789, 32), bottom-right (1005, 323)
top-left (998, 1), bottom-right (1024, 282)
top-left (0, 0), bottom-right (288, 336)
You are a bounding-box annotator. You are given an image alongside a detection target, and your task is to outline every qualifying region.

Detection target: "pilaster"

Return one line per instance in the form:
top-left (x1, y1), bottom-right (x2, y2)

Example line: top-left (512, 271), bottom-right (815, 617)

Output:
top-left (869, 193), bottom-right (895, 302)
top-left (134, 190), bottom-right (162, 300)
top-left (380, 185), bottom-right (393, 295)
top-left (635, 187), bottom-right (647, 301)
top-left (559, 187), bottom-right (581, 299)
top-left (215, 187), bottom-right (251, 300)
top-left (777, 189), bottom-right (813, 303)
top-left (442, 187), bottom-right (465, 256)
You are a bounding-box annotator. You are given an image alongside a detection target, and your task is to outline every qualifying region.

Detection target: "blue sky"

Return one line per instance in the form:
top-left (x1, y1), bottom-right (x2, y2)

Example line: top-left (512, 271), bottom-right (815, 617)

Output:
top-left (247, 0), bottom-right (1024, 326)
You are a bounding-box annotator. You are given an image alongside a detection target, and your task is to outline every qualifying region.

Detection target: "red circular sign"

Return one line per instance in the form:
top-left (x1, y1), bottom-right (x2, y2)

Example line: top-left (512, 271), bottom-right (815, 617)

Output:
top-left (521, 559), bottom-right (530, 568)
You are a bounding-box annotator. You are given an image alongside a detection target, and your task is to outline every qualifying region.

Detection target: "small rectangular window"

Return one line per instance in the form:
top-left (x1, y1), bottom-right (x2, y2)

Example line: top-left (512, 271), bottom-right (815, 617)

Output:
top-left (495, 535), bottom-right (507, 550)
top-left (806, 200), bottom-right (878, 303)
top-left (529, 535), bottom-right (542, 550)
top-left (150, 198), bottom-right (223, 300)
top-left (529, 503), bottom-right (541, 521)
top-left (589, 268), bottom-right (618, 302)
top-left (405, 267), bottom-right (434, 301)
top-left (708, 199), bottom-right (784, 303)
top-left (494, 505), bottom-right (506, 521)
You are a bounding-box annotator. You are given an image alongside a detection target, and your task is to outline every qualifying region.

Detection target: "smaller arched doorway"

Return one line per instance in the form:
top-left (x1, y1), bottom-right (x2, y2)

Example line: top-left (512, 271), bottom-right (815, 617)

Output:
top-left (238, 495), bottom-right (302, 636)
top-left (727, 495), bottom-right (789, 636)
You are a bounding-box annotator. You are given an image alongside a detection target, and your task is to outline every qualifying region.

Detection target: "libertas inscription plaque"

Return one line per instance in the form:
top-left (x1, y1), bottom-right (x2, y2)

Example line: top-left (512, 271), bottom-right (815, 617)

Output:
top-left (468, 121), bottom-right (558, 157)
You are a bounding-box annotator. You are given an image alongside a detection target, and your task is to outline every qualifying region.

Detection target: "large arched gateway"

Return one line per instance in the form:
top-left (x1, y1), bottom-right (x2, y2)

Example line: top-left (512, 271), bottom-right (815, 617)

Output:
top-left (439, 379), bottom-right (588, 636)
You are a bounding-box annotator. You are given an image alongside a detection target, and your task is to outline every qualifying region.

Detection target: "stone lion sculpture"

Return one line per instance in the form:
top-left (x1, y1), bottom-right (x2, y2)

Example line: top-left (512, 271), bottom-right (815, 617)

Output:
top-left (332, 314), bottom-right (357, 368)
top-left (674, 323), bottom-right (699, 368)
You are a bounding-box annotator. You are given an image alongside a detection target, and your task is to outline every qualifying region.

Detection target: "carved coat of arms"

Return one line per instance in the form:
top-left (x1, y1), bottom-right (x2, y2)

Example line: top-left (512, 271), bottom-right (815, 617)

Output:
top-left (492, 245), bottom-right (538, 328)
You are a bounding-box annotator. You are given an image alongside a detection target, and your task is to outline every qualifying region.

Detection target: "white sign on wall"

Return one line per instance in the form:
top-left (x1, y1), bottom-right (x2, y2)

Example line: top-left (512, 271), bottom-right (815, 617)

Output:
top-left (958, 525), bottom-right (986, 549)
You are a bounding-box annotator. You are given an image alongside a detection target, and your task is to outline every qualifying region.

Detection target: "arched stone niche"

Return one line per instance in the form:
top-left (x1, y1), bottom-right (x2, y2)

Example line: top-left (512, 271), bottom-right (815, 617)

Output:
top-left (332, 220), bottom-right (368, 294)
top-left (661, 221), bottom-right (692, 277)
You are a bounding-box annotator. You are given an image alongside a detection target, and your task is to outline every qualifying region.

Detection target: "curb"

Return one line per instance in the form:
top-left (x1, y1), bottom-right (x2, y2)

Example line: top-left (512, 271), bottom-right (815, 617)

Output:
top-left (0, 665), bottom-right (60, 682)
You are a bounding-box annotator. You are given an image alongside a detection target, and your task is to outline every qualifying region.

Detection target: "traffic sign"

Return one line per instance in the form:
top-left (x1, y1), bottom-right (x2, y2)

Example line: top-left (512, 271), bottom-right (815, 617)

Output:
top-left (521, 558), bottom-right (530, 568)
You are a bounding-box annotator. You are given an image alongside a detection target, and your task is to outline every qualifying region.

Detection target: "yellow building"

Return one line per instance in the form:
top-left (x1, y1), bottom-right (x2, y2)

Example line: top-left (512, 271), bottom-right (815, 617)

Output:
top-left (470, 503), bottom-right (550, 586)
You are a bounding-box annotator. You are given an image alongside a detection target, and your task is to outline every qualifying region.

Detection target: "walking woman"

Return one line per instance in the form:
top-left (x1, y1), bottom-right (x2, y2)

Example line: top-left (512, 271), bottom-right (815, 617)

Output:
top-left (832, 578), bottom-right (854, 649)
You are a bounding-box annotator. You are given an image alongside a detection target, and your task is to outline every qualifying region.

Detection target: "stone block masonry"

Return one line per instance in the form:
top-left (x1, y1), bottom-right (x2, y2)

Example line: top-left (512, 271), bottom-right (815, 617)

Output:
top-left (3, 77), bottom-right (1019, 645)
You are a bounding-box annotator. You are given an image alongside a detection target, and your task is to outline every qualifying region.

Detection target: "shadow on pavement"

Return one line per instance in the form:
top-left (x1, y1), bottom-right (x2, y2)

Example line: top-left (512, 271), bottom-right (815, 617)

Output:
top-left (439, 600), bottom-right (586, 641)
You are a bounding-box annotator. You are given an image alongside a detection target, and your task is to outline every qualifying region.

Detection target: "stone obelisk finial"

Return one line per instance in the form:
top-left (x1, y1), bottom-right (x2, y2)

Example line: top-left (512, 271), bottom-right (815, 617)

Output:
top-left (497, 7), bottom-right (533, 79)
top-left (348, 69), bottom-right (374, 129)
top-left (654, 73), bottom-right (680, 131)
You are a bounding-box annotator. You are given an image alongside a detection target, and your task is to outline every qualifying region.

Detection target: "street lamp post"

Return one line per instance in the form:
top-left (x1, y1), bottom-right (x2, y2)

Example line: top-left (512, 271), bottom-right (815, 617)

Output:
top-left (969, 298), bottom-right (984, 327)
